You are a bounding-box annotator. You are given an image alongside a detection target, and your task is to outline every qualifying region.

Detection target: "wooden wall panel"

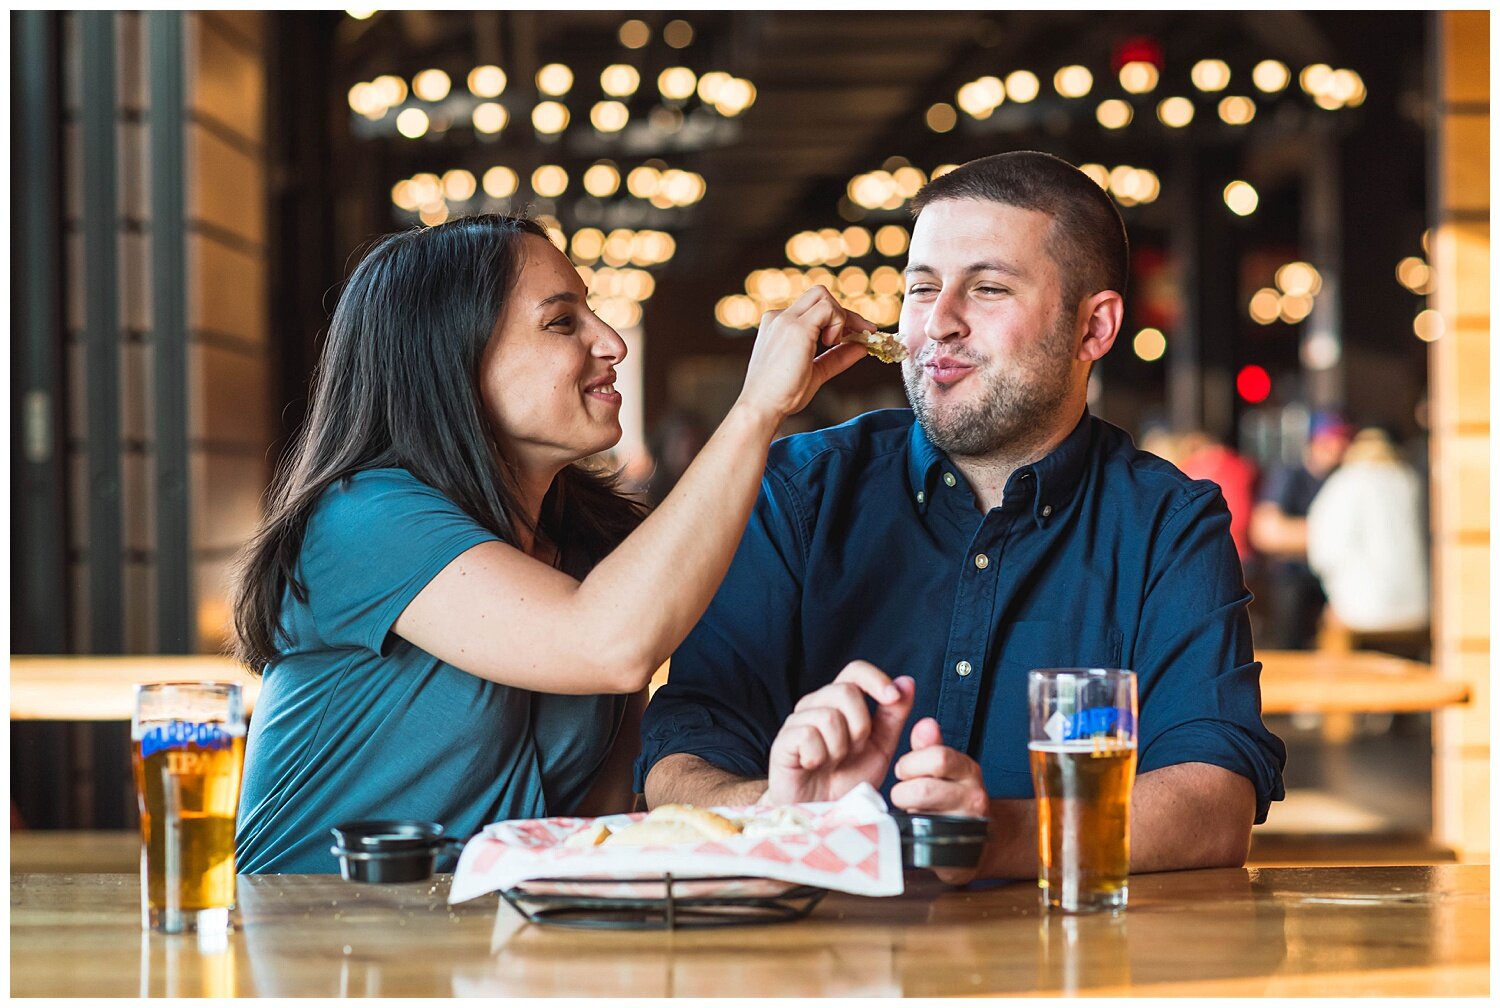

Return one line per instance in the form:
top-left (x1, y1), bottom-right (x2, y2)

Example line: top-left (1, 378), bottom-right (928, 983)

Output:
top-left (193, 556), bottom-right (238, 654)
top-left (188, 14), bottom-right (266, 145)
top-left (186, 234), bottom-right (268, 345)
top-left (183, 11), bottom-right (272, 654)
top-left (1430, 9), bottom-right (1490, 862)
top-left (189, 342), bottom-right (273, 446)
top-left (190, 449), bottom-right (271, 555)
top-left (186, 123), bottom-right (267, 248)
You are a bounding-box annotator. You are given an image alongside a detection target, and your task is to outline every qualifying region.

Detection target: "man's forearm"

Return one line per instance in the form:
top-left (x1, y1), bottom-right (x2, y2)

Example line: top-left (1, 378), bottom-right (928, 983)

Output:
top-left (972, 763), bottom-right (1255, 882)
top-left (643, 753), bottom-right (769, 809)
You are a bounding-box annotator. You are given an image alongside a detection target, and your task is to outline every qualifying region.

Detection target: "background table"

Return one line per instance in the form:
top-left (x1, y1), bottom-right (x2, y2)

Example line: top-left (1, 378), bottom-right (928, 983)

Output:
top-left (11, 650), bottom-right (1464, 722)
top-left (1256, 649), bottom-right (1467, 714)
top-left (9, 654), bottom-right (260, 721)
top-left (10, 865), bottom-right (1487, 997)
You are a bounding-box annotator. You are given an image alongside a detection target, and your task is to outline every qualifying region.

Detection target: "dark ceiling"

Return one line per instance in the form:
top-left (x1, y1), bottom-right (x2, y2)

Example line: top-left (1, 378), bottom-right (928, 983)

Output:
top-left (271, 11), bottom-right (1430, 434)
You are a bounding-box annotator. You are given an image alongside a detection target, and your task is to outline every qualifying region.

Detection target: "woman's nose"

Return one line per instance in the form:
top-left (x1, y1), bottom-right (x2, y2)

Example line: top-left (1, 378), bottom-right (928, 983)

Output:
top-left (594, 324), bottom-right (627, 363)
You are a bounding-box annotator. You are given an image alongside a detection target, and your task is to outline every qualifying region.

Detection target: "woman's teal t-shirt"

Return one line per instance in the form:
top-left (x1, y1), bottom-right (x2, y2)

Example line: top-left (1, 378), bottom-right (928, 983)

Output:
top-left (234, 469), bottom-right (625, 874)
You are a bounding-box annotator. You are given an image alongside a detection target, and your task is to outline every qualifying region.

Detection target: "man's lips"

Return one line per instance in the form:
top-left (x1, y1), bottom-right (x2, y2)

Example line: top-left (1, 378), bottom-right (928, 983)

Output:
top-left (922, 358), bottom-right (976, 385)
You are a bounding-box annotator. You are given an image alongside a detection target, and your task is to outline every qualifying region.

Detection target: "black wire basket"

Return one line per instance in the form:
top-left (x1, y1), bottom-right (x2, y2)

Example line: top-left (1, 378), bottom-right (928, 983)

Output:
top-left (499, 873), bottom-right (828, 930)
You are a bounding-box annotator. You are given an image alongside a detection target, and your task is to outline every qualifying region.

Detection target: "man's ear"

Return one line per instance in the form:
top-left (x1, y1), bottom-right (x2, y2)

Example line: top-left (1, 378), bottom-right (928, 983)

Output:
top-left (1076, 290), bottom-right (1123, 363)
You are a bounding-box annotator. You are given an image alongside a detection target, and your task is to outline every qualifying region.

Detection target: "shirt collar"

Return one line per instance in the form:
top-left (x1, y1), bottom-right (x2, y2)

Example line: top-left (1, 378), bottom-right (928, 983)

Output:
top-left (906, 409), bottom-right (1093, 525)
top-left (906, 419), bottom-right (945, 514)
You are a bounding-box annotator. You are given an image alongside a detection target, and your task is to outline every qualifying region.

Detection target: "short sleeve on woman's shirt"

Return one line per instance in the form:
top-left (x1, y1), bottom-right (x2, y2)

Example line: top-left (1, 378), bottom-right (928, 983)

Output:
top-left (295, 469), bottom-right (501, 656)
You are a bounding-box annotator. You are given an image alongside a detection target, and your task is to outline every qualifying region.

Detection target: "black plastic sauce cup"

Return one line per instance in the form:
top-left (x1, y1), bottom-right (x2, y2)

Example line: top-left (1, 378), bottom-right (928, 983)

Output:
top-left (329, 820), bottom-right (466, 883)
top-left (892, 813), bottom-right (990, 869)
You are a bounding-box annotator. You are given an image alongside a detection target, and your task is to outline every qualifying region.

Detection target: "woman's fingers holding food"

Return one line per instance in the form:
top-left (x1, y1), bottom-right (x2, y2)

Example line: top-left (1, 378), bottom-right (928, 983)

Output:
top-left (811, 342), bottom-right (868, 386)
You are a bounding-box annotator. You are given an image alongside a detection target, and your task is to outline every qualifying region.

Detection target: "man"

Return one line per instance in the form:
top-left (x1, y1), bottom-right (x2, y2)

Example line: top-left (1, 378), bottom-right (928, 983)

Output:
top-left (1250, 411), bottom-right (1354, 649)
top-left (636, 151), bottom-right (1286, 883)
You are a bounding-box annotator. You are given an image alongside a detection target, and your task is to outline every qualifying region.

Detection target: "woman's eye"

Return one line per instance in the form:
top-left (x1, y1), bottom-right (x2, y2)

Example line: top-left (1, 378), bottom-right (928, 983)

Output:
top-left (545, 315), bottom-right (574, 330)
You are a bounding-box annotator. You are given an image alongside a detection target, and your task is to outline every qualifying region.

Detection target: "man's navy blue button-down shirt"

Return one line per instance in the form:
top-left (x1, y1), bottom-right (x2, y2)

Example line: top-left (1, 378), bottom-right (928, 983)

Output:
top-left (636, 408), bottom-right (1286, 822)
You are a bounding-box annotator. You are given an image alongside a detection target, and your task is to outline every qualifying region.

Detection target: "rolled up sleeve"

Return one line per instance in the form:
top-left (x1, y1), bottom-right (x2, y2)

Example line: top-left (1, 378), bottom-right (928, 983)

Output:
top-left (1135, 485), bottom-right (1287, 823)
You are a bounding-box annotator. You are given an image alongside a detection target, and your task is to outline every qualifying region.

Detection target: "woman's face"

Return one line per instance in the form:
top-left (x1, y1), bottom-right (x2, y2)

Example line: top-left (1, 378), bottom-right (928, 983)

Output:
top-left (481, 235), bottom-right (627, 474)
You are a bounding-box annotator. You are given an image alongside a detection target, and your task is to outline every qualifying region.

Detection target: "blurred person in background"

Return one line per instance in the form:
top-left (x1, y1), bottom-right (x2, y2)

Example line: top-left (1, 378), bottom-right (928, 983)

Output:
top-left (1306, 427), bottom-right (1430, 641)
top-left (1180, 430), bottom-right (1259, 565)
top-left (1250, 411), bottom-right (1354, 649)
top-left (230, 214), bottom-right (868, 873)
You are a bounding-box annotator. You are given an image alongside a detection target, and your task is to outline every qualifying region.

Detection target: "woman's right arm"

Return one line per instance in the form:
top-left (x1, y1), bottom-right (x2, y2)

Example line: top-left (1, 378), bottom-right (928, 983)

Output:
top-left (392, 287), bottom-right (870, 694)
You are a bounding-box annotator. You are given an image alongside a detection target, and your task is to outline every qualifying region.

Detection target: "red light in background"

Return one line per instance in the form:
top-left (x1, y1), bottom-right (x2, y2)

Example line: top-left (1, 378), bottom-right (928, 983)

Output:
top-left (1112, 36), bottom-right (1164, 73)
top-left (1236, 365), bottom-right (1272, 403)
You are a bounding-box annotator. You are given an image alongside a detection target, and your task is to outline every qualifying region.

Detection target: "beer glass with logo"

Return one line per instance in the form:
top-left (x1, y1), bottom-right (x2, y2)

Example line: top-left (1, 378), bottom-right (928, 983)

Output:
top-left (1028, 668), bottom-right (1137, 913)
top-left (131, 682), bottom-right (247, 933)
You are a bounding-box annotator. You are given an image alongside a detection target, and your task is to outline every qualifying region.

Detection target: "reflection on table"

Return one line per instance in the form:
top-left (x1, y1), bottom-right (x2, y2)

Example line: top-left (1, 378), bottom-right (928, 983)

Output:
top-left (10, 865), bottom-right (1487, 997)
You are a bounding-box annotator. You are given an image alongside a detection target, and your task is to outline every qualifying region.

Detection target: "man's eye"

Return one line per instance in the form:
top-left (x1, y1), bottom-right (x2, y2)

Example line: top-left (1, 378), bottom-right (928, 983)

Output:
top-left (908, 285), bottom-right (937, 296)
top-left (977, 286), bottom-right (1009, 296)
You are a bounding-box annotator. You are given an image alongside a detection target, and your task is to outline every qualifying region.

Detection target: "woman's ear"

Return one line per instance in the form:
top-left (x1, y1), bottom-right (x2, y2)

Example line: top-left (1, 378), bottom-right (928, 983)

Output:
top-left (1076, 290), bottom-right (1124, 363)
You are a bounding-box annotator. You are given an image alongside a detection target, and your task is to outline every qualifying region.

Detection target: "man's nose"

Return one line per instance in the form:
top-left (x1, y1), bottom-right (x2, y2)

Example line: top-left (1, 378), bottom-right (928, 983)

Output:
top-left (924, 288), bottom-right (968, 343)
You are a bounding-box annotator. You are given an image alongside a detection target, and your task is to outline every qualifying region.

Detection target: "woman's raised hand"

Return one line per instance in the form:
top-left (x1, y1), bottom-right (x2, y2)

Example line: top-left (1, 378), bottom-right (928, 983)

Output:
top-left (735, 286), bottom-right (872, 423)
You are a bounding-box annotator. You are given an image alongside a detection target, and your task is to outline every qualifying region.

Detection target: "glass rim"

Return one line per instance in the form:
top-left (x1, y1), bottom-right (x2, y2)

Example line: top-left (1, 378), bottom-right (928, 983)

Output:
top-left (1027, 667), bottom-right (1135, 679)
top-left (132, 680), bottom-right (242, 693)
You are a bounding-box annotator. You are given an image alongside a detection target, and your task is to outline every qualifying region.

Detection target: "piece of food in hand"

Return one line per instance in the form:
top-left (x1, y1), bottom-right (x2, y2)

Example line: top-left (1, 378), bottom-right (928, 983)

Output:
top-left (601, 804), bottom-right (742, 846)
top-left (562, 821), bottom-right (613, 848)
top-left (740, 805), bottom-right (813, 838)
top-left (841, 329), bottom-right (907, 364)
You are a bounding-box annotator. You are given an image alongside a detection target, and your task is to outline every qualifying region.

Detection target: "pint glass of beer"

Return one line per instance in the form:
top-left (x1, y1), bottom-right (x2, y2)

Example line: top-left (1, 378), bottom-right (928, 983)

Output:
top-left (131, 682), bottom-right (247, 933)
top-left (1027, 668), bottom-right (1137, 913)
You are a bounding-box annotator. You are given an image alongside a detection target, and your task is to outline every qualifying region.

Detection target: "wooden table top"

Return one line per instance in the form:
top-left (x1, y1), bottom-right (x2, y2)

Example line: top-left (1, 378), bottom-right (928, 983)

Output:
top-left (9, 649), bottom-right (1466, 721)
top-left (10, 865), bottom-right (1488, 997)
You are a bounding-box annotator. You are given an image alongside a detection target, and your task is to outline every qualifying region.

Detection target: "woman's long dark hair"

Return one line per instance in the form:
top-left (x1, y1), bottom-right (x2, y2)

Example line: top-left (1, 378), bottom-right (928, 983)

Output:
top-left (231, 214), bottom-right (647, 672)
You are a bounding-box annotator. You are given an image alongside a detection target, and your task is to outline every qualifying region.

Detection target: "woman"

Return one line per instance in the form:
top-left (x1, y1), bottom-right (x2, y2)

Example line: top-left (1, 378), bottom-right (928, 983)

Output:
top-left (232, 215), bottom-right (868, 873)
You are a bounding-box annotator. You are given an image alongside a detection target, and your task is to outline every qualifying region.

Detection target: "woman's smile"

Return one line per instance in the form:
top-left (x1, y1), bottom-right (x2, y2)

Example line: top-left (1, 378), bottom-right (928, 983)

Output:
top-left (584, 370), bottom-right (622, 405)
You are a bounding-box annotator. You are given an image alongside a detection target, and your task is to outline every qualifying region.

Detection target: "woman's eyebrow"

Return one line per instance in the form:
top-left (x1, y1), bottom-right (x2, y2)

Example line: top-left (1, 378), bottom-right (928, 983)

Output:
top-left (536, 291), bottom-right (580, 310)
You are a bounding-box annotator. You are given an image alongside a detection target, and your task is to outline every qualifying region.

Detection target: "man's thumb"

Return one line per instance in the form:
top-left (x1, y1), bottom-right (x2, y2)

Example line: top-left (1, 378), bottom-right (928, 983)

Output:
top-left (909, 716), bottom-right (943, 750)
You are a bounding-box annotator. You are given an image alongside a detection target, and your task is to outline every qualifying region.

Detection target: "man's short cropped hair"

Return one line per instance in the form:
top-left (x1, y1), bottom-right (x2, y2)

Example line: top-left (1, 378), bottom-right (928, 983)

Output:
top-left (910, 151), bottom-right (1130, 309)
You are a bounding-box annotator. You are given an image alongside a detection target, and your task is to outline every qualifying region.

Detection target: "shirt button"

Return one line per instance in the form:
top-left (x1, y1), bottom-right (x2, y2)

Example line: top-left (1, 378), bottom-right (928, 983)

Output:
top-left (956, 660), bottom-right (973, 677)
top-left (943, 472), bottom-right (957, 487)
top-left (974, 553), bottom-right (989, 570)
top-left (916, 491), bottom-right (926, 504)
top-left (1042, 505), bottom-right (1054, 517)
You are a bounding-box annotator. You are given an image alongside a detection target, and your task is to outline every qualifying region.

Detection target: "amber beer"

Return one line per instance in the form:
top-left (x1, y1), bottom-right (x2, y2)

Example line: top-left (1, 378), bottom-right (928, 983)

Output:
top-left (1027, 668), bottom-right (1138, 914)
top-left (1029, 740), bottom-right (1137, 912)
top-left (131, 683), bottom-right (247, 933)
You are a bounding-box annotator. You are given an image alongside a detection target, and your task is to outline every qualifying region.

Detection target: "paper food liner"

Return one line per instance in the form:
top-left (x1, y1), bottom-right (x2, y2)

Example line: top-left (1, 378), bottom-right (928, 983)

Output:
top-left (449, 783), bottom-right (904, 905)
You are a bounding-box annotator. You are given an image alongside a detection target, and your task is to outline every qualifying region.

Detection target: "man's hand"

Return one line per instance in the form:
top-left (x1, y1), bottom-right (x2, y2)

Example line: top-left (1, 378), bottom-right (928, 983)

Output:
top-left (891, 718), bottom-right (991, 885)
top-left (764, 661), bottom-right (914, 804)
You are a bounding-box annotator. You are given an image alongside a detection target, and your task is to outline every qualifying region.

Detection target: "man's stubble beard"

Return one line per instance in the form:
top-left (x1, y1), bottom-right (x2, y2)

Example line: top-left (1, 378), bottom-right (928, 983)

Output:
top-left (903, 312), bottom-right (1078, 459)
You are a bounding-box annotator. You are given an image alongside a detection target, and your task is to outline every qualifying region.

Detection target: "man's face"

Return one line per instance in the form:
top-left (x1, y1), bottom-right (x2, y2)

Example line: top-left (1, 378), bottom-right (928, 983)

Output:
top-left (898, 198), bottom-right (1085, 458)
